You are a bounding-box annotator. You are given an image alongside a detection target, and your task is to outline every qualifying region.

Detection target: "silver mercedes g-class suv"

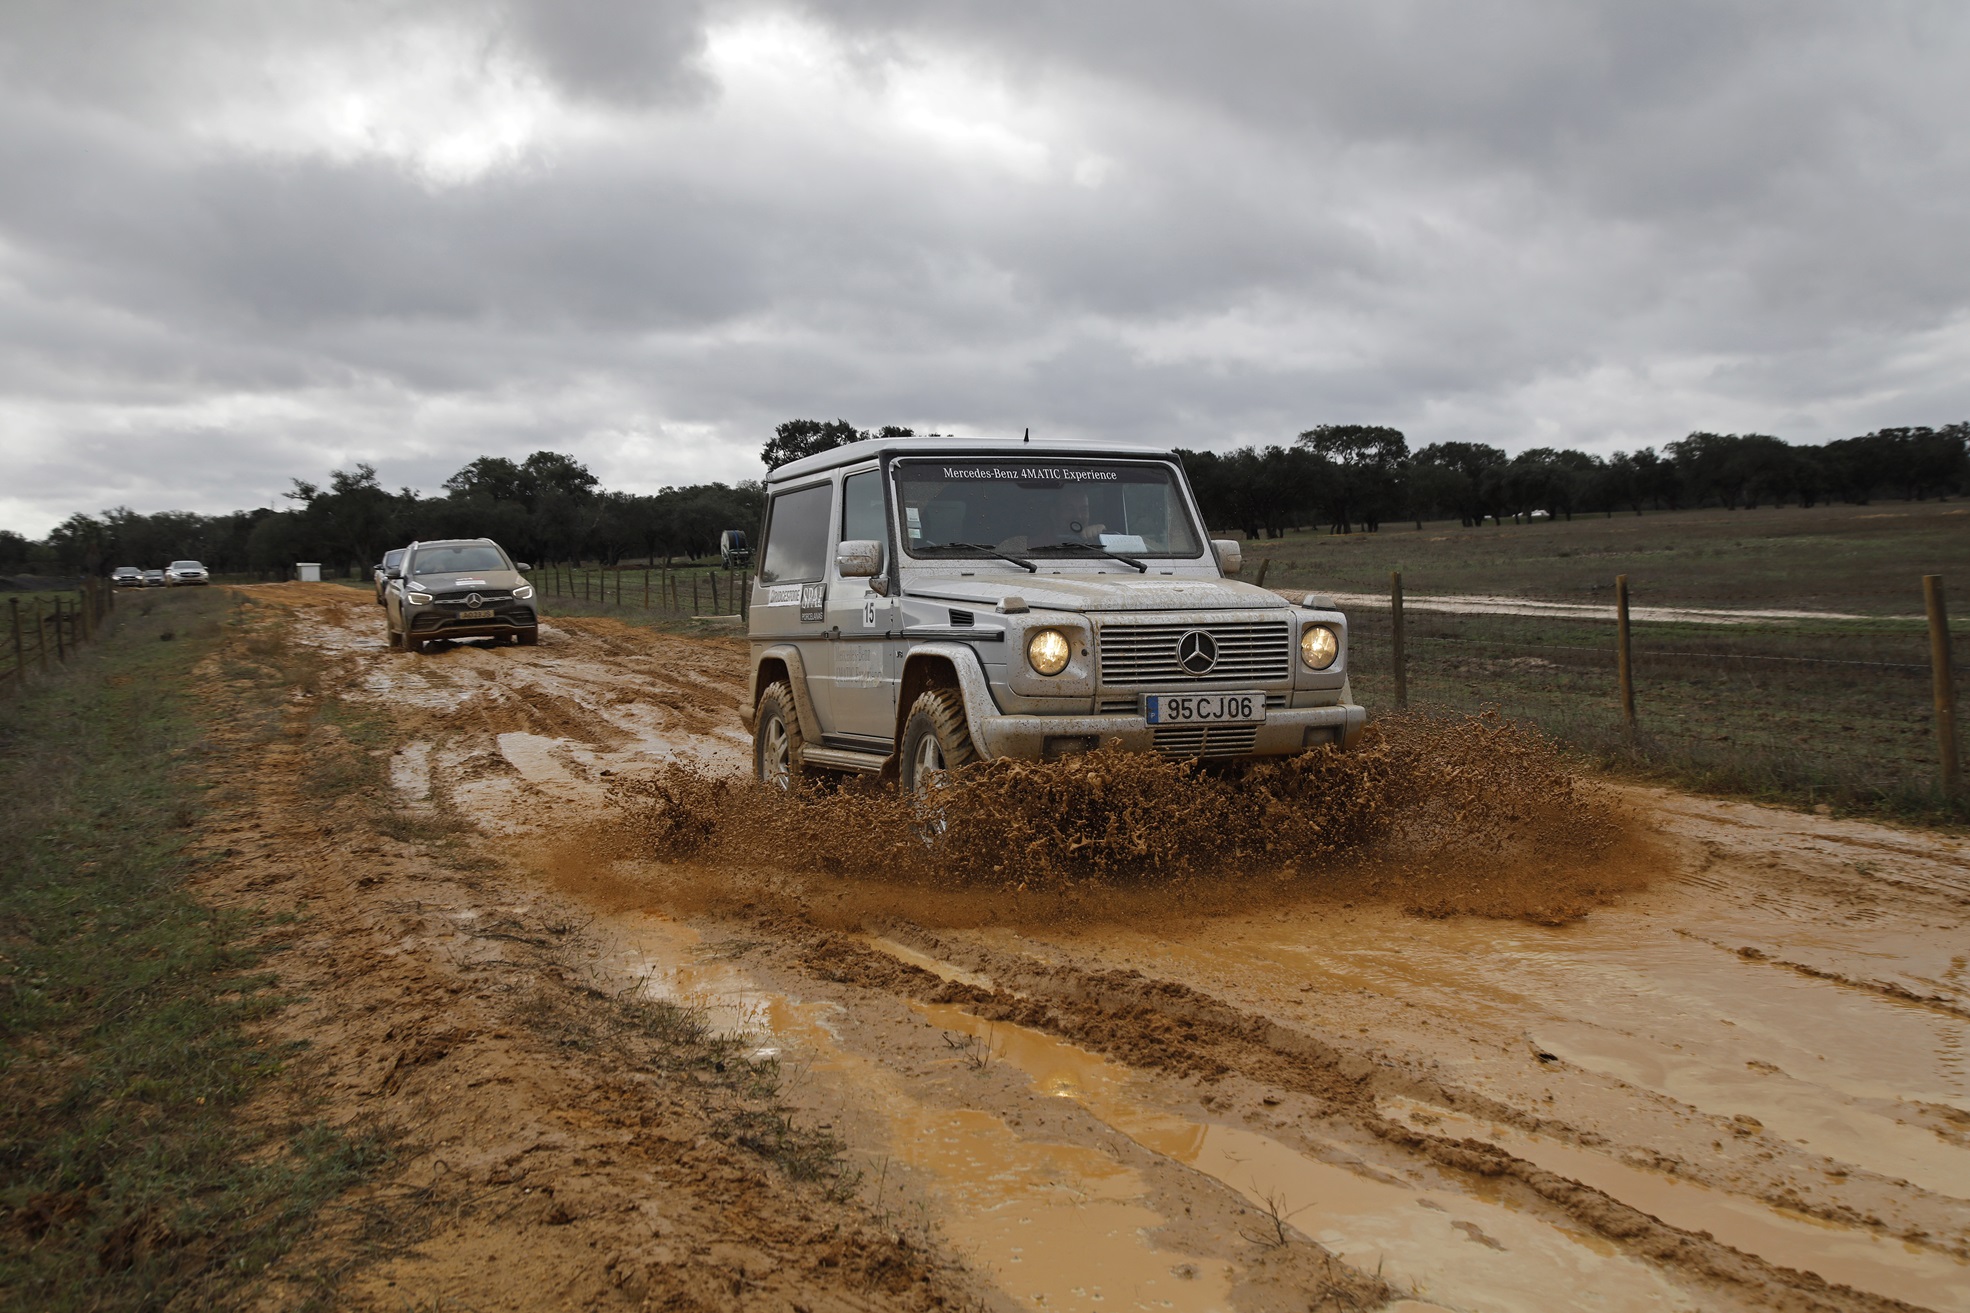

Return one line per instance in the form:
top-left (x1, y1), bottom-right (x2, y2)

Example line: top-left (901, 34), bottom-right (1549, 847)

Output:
top-left (743, 437), bottom-right (1365, 792)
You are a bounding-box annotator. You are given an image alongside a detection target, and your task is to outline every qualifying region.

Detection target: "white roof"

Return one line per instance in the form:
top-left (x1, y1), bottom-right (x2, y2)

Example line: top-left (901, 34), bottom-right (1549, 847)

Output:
top-left (766, 436), bottom-right (1177, 484)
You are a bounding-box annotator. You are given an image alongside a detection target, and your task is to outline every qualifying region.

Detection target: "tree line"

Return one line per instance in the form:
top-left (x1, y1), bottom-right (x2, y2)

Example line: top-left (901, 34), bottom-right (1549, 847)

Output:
top-left (4, 419), bottom-right (1963, 577)
top-left (1179, 423), bottom-right (1969, 538)
top-left (5, 452), bottom-right (762, 576)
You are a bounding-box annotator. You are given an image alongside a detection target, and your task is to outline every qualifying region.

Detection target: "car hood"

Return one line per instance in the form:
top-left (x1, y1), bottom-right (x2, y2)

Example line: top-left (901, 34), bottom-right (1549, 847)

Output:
top-left (907, 572), bottom-right (1286, 614)
top-left (409, 568), bottom-right (527, 593)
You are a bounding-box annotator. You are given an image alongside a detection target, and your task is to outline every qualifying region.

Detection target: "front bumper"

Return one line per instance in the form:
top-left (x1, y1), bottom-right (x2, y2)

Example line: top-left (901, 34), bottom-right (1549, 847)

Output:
top-left (408, 606), bottom-right (537, 640)
top-left (976, 703), bottom-right (1367, 761)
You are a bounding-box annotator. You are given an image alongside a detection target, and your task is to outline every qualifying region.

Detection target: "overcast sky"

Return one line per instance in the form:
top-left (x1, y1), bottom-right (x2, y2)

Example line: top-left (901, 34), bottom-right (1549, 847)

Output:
top-left (2, 1), bottom-right (1966, 535)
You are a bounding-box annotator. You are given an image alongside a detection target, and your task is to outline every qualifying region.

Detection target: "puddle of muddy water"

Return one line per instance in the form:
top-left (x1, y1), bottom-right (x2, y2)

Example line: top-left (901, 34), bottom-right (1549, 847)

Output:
top-left (915, 1001), bottom-right (1702, 1313)
top-left (1379, 1096), bottom-right (1970, 1313)
top-left (1003, 899), bottom-right (1970, 1200)
top-left (597, 913), bottom-right (1237, 1313)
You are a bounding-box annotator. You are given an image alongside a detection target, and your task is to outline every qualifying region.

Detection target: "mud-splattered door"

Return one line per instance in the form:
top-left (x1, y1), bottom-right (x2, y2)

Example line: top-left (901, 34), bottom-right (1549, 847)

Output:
top-left (826, 467), bottom-right (900, 743)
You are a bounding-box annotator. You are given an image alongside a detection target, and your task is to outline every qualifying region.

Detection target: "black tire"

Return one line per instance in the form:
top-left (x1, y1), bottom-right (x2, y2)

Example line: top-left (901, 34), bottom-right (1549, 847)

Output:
top-left (899, 688), bottom-right (976, 798)
top-left (753, 681), bottom-right (806, 790)
top-left (516, 628), bottom-right (539, 646)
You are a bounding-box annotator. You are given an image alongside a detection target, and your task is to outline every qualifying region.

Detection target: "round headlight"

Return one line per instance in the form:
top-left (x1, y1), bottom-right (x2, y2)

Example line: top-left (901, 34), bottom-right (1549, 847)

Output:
top-left (1027, 628), bottom-right (1071, 676)
top-left (1300, 624), bottom-right (1339, 670)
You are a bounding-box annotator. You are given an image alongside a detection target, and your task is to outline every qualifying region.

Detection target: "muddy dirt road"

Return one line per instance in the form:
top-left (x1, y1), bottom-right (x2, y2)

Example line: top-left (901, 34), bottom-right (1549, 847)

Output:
top-left (215, 585), bottom-right (1969, 1312)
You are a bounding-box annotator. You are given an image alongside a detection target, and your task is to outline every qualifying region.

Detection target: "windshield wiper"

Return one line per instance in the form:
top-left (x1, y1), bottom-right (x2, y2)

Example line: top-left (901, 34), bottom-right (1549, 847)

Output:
top-left (1047, 541), bottom-right (1148, 572)
top-left (921, 542), bottom-right (1038, 573)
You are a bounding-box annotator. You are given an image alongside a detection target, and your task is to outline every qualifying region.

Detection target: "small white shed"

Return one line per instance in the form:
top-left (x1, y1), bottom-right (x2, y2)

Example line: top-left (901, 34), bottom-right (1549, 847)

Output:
top-left (296, 563), bottom-right (322, 583)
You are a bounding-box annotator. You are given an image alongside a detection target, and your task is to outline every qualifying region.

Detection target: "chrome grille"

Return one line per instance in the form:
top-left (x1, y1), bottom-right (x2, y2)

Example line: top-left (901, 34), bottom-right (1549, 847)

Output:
top-left (1097, 621), bottom-right (1292, 687)
top-left (1153, 724), bottom-right (1261, 758)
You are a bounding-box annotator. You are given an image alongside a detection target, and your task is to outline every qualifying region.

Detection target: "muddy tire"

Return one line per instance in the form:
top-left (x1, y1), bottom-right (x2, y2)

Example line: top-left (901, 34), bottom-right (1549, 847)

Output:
top-left (754, 681), bottom-right (806, 790)
top-left (517, 628), bottom-right (539, 647)
top-left (899, 688), bottom-right (976, 799)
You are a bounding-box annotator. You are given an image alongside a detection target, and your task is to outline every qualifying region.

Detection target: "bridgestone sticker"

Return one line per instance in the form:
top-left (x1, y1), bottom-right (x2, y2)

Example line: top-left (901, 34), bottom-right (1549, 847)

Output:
top-left (766, 584), bottom-right (802, 607)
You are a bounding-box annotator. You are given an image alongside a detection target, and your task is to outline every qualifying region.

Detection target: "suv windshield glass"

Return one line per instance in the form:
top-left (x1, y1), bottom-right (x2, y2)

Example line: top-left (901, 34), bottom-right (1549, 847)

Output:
top-left (169, 561), bottom-right (201, 569)
top-left (411, 545), bottom-right (509, 575)
top-left (896, 460), bottom-right (1201, 560)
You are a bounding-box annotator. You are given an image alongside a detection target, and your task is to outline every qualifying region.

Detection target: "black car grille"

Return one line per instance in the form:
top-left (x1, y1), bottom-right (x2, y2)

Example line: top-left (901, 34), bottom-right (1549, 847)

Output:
top-left (433, 590), bottom-right (512, 605)
top-left (1152, 724), bottom-right (1262, 758)
top-left (1097, 620), bottom-right (1292, 686)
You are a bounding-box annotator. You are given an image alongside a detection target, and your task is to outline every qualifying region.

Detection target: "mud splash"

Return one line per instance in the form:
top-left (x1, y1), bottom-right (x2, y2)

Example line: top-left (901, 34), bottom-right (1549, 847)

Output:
top-left (600, 712), bottom-right (1639, 920)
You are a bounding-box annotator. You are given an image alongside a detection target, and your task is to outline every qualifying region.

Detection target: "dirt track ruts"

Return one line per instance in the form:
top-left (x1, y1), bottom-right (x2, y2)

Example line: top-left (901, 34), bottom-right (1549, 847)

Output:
top-left (208, 585), bottom-right (1970, 1313)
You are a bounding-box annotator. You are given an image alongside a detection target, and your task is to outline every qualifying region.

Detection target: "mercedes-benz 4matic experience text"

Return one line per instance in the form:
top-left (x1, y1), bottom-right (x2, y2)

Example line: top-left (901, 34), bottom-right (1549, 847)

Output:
top-left (742, 437), bottom-right (1365, 793)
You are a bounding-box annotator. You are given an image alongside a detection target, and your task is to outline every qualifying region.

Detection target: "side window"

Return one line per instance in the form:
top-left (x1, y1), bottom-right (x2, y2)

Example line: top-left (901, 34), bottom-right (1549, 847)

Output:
top-left (758, 483), bottom-right (833, 583)
top-left (841, 470), bottom-right (886, 545)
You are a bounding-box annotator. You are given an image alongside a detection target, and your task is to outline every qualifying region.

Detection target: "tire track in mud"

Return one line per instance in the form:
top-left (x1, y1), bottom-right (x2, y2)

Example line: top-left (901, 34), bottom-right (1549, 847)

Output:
top-left (749, 919), bottom-right (1941, 1313)
top-left (264, 584), bottom-right (1970, 1312)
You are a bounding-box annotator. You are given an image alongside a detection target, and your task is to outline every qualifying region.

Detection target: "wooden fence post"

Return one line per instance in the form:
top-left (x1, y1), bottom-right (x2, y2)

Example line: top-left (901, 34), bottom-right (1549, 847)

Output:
top-left (614, 567), bottom-right (621, 607)
top-left (35, 598), bottom-right (48, 671)
top-left (693, 577), bottom-right (700, 614)
top-left (644, 568), bottom-right (651, 609)
top-left (1255, 558), bottom-right (1271, 589)
top-left (709, 572), bottom-right (720, 613)
top-left (9, 598), bottom-right (22, 692)
top-left (1925, 575), bottom-right (1959, 796)
top-left (53, 597), bottom-right (66, 661)
top-left (1616, 574), bottom-right (1637, 737)
top-left (1390, 570), bottom-right (1407, 710)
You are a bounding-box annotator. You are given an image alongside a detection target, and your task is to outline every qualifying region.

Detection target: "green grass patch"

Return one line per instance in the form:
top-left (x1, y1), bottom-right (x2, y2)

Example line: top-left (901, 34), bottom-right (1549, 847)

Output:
top-left (1250, 498), bottom-right (1970, 616)
top-left (0, 589), bottom-right (384, 1310)
top-left (1343, 608), bottom-right (1966, 825)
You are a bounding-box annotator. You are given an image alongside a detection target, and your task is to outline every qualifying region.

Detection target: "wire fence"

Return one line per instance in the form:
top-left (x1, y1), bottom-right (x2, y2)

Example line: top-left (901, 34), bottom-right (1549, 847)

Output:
top-left (537, 562), bottom-right (752, 619)
top-left (1, 580), bottom-right (116, 698)
top-left (1338, 574), bottom-right (1963, 816)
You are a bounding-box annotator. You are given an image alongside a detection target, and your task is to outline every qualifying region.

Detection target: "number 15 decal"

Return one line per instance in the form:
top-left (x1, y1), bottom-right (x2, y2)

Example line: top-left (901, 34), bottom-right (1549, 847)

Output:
top-left (863, 599), bottom-right (878, 627)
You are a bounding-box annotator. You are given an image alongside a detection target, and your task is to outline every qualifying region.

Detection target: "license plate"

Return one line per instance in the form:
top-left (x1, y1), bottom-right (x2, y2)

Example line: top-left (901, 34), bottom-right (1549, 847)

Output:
top-left (1143, 691), bottom-right (1264, 725)
top-left (456, 608), bottom-right (494, 620)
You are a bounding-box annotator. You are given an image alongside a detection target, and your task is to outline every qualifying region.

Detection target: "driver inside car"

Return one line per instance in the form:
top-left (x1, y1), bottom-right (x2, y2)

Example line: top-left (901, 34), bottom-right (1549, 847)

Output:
top-left (996, 485), bottom-right (1107, 553)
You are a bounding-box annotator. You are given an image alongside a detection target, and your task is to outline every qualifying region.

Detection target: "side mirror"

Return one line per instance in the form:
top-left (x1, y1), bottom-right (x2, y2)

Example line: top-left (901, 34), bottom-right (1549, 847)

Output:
top-left (835, 539), bottom-right (883, 578)
top-left (386, 567), bottom-right (404, 580)
top-left (516, 562), bottom-right (532, 572)
top-left (1213, 539), bottom-right (1243, 576)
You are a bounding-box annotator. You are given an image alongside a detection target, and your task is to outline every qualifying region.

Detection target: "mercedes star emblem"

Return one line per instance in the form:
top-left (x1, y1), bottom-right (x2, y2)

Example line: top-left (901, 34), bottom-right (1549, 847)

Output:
top-left (1176, 629), bottom-right (1218, 676)
top-left (465, 592), bottom-right (482, 607)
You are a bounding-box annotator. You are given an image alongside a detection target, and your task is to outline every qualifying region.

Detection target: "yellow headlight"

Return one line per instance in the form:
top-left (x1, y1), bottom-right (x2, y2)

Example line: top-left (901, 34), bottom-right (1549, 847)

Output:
top-left (1027, 628), bottom-right (1071, 676)
top-left (1300, 624), bottom-right (1339, 670)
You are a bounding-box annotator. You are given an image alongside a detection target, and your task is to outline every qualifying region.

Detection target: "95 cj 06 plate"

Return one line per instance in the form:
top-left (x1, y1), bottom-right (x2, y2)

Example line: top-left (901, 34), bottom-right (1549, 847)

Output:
top-left (1143, 691), bottom-right (1264, 724)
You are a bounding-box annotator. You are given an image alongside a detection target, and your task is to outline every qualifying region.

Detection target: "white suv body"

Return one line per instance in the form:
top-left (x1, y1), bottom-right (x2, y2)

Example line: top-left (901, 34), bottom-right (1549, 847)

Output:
top-left (742, 437), bottom-right (1365, 790)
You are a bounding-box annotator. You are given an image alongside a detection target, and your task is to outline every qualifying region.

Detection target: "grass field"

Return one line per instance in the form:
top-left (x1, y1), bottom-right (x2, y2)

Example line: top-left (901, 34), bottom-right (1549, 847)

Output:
top-left (1251, 498), bottom-right (1970, 616)
top-left (1250, 501), bottom-right (1966, 823)
top-left (0, 589), bottom-right (382, 1309)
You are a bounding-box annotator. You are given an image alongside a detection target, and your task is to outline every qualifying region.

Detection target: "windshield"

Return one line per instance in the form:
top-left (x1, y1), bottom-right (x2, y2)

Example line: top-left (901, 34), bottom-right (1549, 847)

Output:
top-left (169, 561), bottom-right (202, 569)
top-left (410, 544), bottom-right (510, 575)
top-left (896, 460), bottom-right (1202, 560)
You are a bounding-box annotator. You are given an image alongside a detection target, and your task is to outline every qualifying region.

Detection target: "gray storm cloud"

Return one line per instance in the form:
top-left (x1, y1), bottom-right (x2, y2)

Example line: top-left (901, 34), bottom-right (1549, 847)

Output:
top-left (0, 0), bottom-right (1965, 533)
